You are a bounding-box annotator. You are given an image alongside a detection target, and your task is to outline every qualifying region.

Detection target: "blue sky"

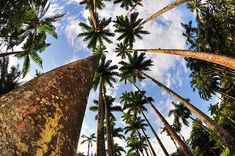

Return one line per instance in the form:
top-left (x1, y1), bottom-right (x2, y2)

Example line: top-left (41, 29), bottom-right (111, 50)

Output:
top-left (9, 0), bottom-right (220, 155)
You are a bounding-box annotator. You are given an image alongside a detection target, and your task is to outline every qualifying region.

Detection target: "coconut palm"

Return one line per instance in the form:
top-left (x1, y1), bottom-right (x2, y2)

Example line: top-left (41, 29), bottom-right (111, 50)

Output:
top-left (92, 57), bottom-right (118, 156)
top-left (120, 51), bottom-right (235, 150)
top-left (121, 91), bottom-right (169, 156)
top-left (78, 15), bottom-right (114, 49)
top-left (115, 42), bottom-right (130, 59)
top-left (113, 12), bottom-right (149, 49)
top-left (81, 133), bottom-right (96, 156)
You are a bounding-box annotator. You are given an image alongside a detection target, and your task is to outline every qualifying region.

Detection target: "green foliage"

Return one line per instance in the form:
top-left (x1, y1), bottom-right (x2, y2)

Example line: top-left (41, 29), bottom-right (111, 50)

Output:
top-left (113, 12), bottom-right (149, 48)
top-left (114, 0), bottom-right (142, 10)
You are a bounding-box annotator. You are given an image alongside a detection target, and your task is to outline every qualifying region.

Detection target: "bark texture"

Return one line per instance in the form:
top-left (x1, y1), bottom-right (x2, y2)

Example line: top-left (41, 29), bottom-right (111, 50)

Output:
top-left (134, 49), bottom-right (235, 70)
top-left (0, 55), bottom-right (99, 156)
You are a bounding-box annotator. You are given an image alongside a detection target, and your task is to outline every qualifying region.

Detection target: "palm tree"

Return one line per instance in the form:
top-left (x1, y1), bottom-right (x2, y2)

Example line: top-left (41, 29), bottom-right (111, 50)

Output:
top-left (120, 51), bottom-right (235, 150)
top-left (81, 133), bottom-right (96, 156)
top-left (121, 91), bottom-right (169, 156)
top-left (119, 52), bottom-right (193, 155)
top-left (113, 0), bottom-right (142, 10)
top-left (78, 16), bottom-right (114, 49)
top-left (114, 143), bottom-right (126, 156)
top-left (0, 55), bottom-right (99, 155)
top-left (113, 12), bottom-right (149, 48)
top-left (129, 48), bottom-right (235, 70)
top-left (92, 57), bottom-right (118, 156)
top-left (141, 0), bottom-right (189, 25)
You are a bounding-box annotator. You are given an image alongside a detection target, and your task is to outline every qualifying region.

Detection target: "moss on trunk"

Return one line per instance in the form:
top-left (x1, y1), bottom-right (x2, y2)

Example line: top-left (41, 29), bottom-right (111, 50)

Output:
top-left (0, 55), bottom-right (99, 156)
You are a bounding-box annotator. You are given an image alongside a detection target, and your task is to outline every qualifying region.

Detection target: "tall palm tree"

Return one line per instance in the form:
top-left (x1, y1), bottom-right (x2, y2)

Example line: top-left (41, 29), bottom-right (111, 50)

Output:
top-left (119, 52), bottom-right (193, 155)
top-left (141, 0), bottom-right (189, 25)
top-left (129, 48), bottom-right (235, 70)
top-left (81, 133), bottom-right (96, 156)
top-left (93, 57), bottom-right (118, 156)
top-left (78, 16), bottom-right (114, 49)
top-left (120, 51), bottom-right (235, 150)
top-left (113, 0), bottom-right (142, 10)
top-left (114, 143), bottom-right (126, 156)
top-left (0, 55), bottom-right (99, 155)
top-left (113, 12), bottom-right (149, 48)
top-left (121, 91), bottom-right (169, 156)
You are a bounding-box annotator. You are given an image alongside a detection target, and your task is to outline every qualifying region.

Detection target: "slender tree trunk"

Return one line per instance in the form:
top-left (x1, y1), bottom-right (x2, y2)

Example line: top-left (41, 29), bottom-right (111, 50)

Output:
top-left (0, 51), bottom-right (25, 58)
top-left (141, 110), bottom-right (169, 156)
top-left (88, 142), bottom-right (90, 156)
top-left (142, 72), bottom-right (235, 150)
top-left (141, 0), bottom-right (189, 25)
top-left (93, 0), bottom-right (96, 12)
top-left (103, 92), bottom-right (115, 156)
top-left (217, 90), bottom-right (235, 101)
top-left (0, 55), bottom-right (99, 155)
top-left (133, 83), bottom-right (193, 156)
top-left (132, 49), bottom-right (235, 70)
top-left (85, 0), bottom-right (97, 29)
top-left (137, 131), bottom-right (147, 156)
top-left (96, 82), bottom-right (106, 156)
top-left (140, 127), bottom-right (157, 156)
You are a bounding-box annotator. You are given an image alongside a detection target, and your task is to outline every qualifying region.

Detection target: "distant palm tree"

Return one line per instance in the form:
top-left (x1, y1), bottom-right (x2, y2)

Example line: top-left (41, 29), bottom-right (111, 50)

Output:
top-left (81, 133), bottom-right (96, 156)
top-left (92, 57), bottom-right (118, 156)
top-left (119, 52), bottom-right (193, 155)
top-left (78, 16), bottom-right (114, 49)
top-left (114, 0), bottom-right (142, 10)
top-left (114, 143), bottom-right (126, 156)
top-left (113, 12), bottom-right (149, 48)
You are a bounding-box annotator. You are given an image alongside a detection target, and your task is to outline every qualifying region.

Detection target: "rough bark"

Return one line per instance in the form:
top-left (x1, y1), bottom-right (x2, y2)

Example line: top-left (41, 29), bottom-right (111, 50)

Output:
top-left (133, 83), bottom-right (193, 156)
top-left (103, 93), bottom-right (114, 156)
top-left (142, 0), bottom-right (189, 25)
top-left (96, 82), bottom-right (106, 156)
top-left (133, 49), bottom-right (235, 70)
top-left (142, 72), bottom-right (235, 151)
top-left (0, 55), bottom-right (99, 155)
top-left (141, 111), bottom-right (169, 156)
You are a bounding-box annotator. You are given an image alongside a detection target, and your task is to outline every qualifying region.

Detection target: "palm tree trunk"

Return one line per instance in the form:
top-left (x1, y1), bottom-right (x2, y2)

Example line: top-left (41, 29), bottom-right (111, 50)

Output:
top-left (85, 0), bottom-right (97, 29)
top-left (103, 92), bottom-right (115, 156)
top-left (141, 110), bottom-right (169, 156)
top-left (216, 90), bottom-right (235, 101)
top-left (0, 51), bottom-right (25, 58)
top-left (96, 82), bottom-right (106, 156)
top-left (0, 55), bottom-right (99, 155)
top-left (88, 142), bottom-right (90, 156)
top-left (140, 127), bottom-right (157, 156)
top-left (93, 0), bottom-right (96, 12)
top-left (132, 49), bottom-right (235, 70)
top-left (141, 0), bottom-right (189, 25)
top-left (133, 83), bottom-right (193, 156)
top-left (137, 131), bottom-right (147, 156)
top-left (141, 72), bottom-right (235, 150)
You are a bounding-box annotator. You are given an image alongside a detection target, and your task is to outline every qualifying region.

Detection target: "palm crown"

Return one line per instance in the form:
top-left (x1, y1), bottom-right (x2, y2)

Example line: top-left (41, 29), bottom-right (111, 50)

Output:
top-left (119, 52), bottom-right (153, 83)
top-left (78, 15), bottom-right (114, 49)
top-left (114, 0), bottom-right (142, 10)
top-left (113, 12), bottom-right (149, 48)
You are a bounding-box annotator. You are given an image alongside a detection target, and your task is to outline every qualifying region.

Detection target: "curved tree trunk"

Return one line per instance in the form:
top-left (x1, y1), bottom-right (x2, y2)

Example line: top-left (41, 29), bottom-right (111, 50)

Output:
top-left (0, 55), bottom-right (99, 155)
top-left (133, 83), bottom-right (193, 156)
top-left (103, 93), bottom-right (115, 156)
top-left (142, 0), bottom-right (189, 25)
top-left (141, 110), bottom-right (169, 156)
top-left (96, 82), bottom-right (106, 156)
top-left (140, 127), bottom-right (157, 156)
top-left (142, 72), bottom-right (235, 150)
top-left (132, 49), bottom-right (235, 70)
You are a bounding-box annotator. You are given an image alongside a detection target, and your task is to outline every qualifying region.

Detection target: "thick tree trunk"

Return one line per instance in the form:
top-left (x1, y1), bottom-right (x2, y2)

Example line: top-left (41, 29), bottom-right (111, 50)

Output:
top-left (96, 82), bottom-right (106, 156)
top-left (141, 111), bottom-right (169, 156)
top-left (0, 55), bottom-right (99, 155)
top-left (140, 127), bottom-right (156, 156)
top-left (142, 72), bottom-right (235, 150)
top-left (103, 93), bottom-right (114, 156)
top-left (142, 0), bottom-right (189, 25)
top-left (133, 83), bottom-right (193, 156)
top-left (133, 49), bottom-right (235, 70)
